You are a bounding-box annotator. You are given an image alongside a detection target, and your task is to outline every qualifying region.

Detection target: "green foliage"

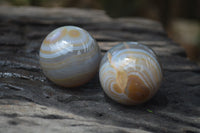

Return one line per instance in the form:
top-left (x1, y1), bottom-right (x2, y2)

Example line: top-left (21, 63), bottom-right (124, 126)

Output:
top-left (9, 0), bottom-right (30, 6)
top-left (100, 0), bottom-right (146, 17)
top-left (197, 29), bottom-right (200, 48)
top-left (147, 109), bottom-right (153, 113)
top-left (7, 0), bottom-right (49, 6)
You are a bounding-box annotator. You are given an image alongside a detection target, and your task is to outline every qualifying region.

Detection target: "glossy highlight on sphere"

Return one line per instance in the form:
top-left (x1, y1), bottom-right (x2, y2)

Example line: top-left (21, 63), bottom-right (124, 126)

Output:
top-left (39, 26), bottom-right (101, 87)
top-left (99, 42), bottom-right (163, 105)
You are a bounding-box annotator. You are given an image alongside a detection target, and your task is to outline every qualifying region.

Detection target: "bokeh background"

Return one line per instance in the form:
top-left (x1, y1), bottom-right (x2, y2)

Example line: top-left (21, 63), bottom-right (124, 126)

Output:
top-left (1, 0), bottom-right (200, 63)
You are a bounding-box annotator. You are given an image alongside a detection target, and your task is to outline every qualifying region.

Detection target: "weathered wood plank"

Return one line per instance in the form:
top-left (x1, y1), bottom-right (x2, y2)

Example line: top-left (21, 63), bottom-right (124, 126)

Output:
top-left (0, 6), bottom-right (199, 133)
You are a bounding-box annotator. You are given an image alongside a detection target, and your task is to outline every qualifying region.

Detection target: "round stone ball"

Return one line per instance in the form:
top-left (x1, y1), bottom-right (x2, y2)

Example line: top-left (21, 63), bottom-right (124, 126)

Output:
top-left (39, 26), bottom-right (101, 87)
top-left (99, 42), bottom-right (163, 105)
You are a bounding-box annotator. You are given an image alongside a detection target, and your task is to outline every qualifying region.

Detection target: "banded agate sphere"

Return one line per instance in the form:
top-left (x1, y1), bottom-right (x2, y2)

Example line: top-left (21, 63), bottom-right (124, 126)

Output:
top-left (99, 42), bottom-right (163, 105)
top-left (39, 26), bottom-right (101, 87)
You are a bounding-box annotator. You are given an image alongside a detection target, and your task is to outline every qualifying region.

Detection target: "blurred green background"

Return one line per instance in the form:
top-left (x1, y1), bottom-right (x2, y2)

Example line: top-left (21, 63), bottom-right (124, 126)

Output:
top-left (0, 0), bottom-right (200, 62)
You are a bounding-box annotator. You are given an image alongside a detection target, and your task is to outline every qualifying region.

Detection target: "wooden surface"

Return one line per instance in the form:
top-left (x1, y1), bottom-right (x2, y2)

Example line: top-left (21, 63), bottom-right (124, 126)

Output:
top-left (0, 6), bottom-right (200, 133)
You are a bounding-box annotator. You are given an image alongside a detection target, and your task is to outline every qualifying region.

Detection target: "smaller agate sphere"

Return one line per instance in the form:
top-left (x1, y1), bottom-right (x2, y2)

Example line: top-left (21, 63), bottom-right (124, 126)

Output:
top-left (99, 42), bottom-right (163, 105)
top-left (39, 26), bottom-right (101, 87)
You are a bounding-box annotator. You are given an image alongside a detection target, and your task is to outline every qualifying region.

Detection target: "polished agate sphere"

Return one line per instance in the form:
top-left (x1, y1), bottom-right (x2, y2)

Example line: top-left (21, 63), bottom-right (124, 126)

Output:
top-left (99, 42), bottom-right (163, 105)
top-left (39, 26), bottom-right (101, 87)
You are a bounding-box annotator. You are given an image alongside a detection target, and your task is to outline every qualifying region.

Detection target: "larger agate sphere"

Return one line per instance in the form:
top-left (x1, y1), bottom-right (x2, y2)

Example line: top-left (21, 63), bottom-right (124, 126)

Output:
top-left (99, 42), bottom-right (163, 105)
top-left (39, 26), bottom-right (101, 87)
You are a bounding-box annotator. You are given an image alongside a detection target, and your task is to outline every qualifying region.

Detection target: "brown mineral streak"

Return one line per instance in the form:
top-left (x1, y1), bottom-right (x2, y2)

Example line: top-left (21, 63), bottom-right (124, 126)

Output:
top-left (107, 51), bottom-right (153, 97)
top-left (125, 75), bottom-right (150, 102)
top-left (68, 29), bottom-right (80, 38)
top-left (107, 52), bottom-right (128, 92)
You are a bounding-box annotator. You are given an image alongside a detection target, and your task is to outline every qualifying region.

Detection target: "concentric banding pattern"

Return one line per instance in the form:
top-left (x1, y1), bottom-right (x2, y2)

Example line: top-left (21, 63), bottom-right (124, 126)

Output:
top-left (39, 26), bottom-right (101, 87)
top-left (40, 26), bottom-right (93, 58)
top-left (99, 42), bottom-right (163, 105)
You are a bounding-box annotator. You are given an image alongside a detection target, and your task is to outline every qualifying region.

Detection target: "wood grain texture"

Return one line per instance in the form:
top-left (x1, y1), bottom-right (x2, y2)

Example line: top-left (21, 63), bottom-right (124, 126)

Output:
top-left (0, 6), bottom-right (199, 133)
